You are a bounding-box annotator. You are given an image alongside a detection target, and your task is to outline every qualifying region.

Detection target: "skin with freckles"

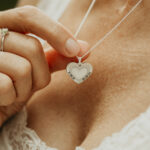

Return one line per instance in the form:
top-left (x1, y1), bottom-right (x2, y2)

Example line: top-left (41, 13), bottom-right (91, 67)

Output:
top-left (2, 0), bottom-right (150, 150)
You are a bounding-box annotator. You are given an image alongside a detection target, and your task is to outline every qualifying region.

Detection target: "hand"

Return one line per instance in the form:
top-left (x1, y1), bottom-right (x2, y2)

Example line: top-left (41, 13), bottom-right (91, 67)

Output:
top-left (0, 6), bottom-right (89, 126)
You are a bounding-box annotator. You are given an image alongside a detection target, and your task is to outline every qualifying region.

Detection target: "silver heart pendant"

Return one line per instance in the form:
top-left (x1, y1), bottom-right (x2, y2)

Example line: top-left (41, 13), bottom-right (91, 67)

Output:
top-left (66, 62), bottom-right (93, 84)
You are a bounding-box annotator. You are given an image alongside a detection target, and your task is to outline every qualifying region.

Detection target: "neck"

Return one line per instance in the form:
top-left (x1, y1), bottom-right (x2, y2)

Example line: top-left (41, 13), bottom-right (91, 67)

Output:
top-left (62, 0), bottom-right (150, 38)
top-left (70, 0), bottom-right (150, 16)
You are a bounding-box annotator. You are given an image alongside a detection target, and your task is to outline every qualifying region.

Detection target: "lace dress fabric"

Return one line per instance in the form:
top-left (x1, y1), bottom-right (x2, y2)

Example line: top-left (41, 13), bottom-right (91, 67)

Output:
top-left (0, 109), bottom-right (57, 150)
top-left (0, 107), bottom-right (150, 150)
top-left (0, 0), bottom-right (150, 150)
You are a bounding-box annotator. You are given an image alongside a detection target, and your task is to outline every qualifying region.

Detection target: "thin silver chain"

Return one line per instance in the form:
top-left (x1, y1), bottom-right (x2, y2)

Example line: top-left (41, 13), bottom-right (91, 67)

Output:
top-left (75, 0), bottom-right (143, 61)
top-left (74, 0), bottom-right (96, 38)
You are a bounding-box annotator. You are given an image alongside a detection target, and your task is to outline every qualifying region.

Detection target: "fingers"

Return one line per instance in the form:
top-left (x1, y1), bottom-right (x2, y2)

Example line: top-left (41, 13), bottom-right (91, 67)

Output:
top-left (0, 72), bottom-right (16, 106)
top-left (0, 52), bottom-right (32, 102)
top-left (0, 6), bottom-right (81, 57)
top-left (1, 31), bottom-right (50, 91)
top-left (45, 40), bottom-right (90, 72)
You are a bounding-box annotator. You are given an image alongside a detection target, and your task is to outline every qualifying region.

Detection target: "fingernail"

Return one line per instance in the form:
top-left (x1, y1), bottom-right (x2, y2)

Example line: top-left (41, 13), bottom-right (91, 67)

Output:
top-left (65, 38), bottom-right (80, 56)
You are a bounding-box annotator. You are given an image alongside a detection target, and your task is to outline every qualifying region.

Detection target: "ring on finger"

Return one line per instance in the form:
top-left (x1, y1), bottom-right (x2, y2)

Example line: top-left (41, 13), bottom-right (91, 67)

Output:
top-left (0, 28), bottom-right (9, 52)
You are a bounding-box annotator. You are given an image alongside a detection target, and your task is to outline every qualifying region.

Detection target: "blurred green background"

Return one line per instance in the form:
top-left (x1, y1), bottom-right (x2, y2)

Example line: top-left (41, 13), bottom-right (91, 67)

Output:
top-left (0, 0), bottom-right (18, 11)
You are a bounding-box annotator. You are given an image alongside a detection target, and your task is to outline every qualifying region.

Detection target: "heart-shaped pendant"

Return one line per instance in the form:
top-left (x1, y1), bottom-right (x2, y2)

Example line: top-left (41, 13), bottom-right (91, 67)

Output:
top-left (66, 62), bottom-right (93, 84)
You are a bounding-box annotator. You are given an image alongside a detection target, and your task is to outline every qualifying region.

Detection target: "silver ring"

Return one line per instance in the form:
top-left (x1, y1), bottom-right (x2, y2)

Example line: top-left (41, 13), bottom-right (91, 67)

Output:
top-left (0, 28), bottom-right (9, 52)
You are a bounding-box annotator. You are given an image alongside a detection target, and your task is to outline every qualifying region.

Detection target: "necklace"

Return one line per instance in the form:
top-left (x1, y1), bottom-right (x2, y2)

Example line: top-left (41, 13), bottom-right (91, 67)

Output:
top-left (66, 0), bottom-right (143, 84)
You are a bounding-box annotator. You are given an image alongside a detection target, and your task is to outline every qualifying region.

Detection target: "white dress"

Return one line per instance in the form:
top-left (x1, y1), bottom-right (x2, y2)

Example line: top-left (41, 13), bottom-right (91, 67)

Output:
top-left (0, 0), bottom-right (150, 150)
